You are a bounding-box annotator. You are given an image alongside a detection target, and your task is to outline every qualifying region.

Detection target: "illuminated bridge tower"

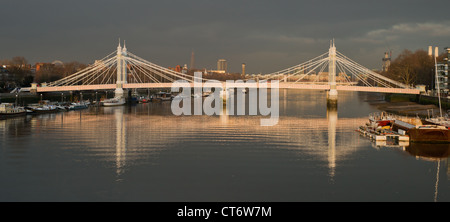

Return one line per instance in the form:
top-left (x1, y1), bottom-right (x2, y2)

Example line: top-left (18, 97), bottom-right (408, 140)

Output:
top-left (115, 41), bottom-right (128, 99)
top-left (327, 39), bottom-right (338, 107)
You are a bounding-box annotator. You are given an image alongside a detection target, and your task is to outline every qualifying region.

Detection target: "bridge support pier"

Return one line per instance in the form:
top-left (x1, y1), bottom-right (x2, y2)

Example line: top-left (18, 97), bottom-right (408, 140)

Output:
top-left (30, 83), bottom-right (38, 95)
top-left (115, 88), bottom-right (124, 98)
top-left (221, 88), bottom-right (230, 105)
top-left (327, 89), bottom-right (338, 109)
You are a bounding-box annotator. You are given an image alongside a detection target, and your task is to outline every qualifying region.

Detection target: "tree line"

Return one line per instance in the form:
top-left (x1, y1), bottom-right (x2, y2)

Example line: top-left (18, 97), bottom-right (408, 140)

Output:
top-left (33, 61), bottom-right (87, 83)
top-left (0, 56), bottom-right (34, 91)
top-left (0, 56), bottom-right (87, 92)
top-left (381, 49), bottom-right (447, 90)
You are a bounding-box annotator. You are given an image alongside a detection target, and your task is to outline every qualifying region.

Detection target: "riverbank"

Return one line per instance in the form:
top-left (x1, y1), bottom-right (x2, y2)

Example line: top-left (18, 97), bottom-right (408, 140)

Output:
top-left (371, 101), bottom-right (439, 118)
top-left (369, 94), bottom-right (445, 118)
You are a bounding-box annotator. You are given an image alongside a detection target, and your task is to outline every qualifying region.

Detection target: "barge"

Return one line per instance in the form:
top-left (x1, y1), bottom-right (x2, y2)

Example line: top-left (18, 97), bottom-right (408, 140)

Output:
top-left (359, 112), bottom-right (450, 144)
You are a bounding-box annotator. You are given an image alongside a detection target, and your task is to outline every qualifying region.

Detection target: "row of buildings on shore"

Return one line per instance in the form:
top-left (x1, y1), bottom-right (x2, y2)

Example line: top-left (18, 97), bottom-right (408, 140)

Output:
top-left (434, 47), bottom-right (450, 95)
top-left (168, 58), bottom-right (235, 75)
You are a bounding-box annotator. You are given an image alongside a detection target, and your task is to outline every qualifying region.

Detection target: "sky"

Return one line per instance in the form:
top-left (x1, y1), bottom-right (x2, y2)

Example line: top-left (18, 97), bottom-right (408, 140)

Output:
top-left (2, 0), bottom-right (450, 74)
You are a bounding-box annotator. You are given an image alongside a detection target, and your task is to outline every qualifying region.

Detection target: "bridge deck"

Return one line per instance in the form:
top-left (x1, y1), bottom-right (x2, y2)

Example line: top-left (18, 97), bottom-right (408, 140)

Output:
top-left (34, 83), bottom-right (420, 94)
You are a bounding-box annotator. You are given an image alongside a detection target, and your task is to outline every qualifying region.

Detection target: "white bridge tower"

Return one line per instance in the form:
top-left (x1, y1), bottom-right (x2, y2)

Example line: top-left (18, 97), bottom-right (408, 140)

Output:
top-left (327, 39), bottom-right (338, 106)
top-left (115, 40), bottom-right (128, 98)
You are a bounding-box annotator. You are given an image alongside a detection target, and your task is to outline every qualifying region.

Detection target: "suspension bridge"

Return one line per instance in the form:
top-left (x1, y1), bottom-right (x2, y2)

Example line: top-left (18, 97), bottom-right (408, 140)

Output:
top-left (32, 40), bottom-right (420, 101)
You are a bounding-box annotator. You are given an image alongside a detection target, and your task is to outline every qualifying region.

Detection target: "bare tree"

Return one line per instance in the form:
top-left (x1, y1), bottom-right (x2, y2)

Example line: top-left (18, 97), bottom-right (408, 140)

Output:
top-left (384, 49), bottom-right (446, 88)
top-left (394, 64), bottom-right (416, 86)
top-left (11, 56), bottom-right (28, 68)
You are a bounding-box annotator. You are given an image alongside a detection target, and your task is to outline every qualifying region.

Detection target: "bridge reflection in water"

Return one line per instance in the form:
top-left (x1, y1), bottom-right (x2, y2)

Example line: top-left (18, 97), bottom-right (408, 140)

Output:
top-left (1, 106), bottom-right (448, 177)
top-left (0, 106), bottom-right (387, 176)
top-left (0, 106), bottom-right (363, 176)
top-left (0, 95), bottom-right (449, 201)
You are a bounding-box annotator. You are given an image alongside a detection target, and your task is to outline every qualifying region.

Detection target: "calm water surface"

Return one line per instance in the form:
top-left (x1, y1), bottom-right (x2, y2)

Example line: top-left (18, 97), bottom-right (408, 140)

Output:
top-left (0, 89), bottom-right (449, 201)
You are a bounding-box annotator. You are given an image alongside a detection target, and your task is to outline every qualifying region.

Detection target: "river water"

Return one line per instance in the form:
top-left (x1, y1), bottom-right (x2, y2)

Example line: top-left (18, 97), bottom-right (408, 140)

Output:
top-left (0, 89), bottom-right (448, 201)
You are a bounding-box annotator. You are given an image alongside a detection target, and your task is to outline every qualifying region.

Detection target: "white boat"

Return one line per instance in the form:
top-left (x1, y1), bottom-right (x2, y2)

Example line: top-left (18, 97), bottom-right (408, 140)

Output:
top-left (0, 103), bottom-right (27, 117)
top-left (30, 105), bottom-right (59, 114)
top-left (56, 105), bottom-right (67, 111)
top-left (102, 97), bottom-right (126, 106)
top-left (68, 102), bottom-right (89, 110)
top-left (423, 116), bottom-right (450, 128)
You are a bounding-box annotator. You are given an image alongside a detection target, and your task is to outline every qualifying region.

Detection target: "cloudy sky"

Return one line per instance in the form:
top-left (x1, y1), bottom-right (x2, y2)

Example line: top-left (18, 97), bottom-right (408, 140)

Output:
top-left (2, 0), bottom-right (450, 74)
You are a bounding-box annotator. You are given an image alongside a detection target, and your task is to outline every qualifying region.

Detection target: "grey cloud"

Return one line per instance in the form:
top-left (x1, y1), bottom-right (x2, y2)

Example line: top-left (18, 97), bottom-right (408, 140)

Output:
top-left (1, 0), bottom-right (450, 74)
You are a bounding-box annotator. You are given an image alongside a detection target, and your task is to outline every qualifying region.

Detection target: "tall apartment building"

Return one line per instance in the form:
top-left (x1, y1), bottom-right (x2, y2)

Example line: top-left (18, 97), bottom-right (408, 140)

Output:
top-left (435, 47), bottom-right (450, 94)
top-left (217, 59), bottom-right (227, 73)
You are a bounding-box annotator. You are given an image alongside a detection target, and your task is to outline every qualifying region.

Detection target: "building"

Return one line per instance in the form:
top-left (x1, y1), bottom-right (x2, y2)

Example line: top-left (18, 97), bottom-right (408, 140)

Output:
top-left (217, 59), bottom-right (227, 73)
top-left (35, 62), bottom-right (54, 72)
top-left (242, 63), bottom-right (246, 77)
top-left (175, 65), bottom-right (182, 73)
top-left (382, 51), bottom-right (391, 72)
top-left (207, 70), bottom-right (226, 74)
top-left (435, 47), bottom-right (450, 94)
top-left (167, 65), bottom-right (183, 73)
top-left (190, 51), bottom-right (195, 71)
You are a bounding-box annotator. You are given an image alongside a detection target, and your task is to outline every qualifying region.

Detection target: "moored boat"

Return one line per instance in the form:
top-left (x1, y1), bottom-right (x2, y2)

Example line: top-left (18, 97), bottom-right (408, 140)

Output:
top-left (68, 102), bottom-right (89, 110)
top-left (361, 112), bottom-right (450, 144)
top-left (138, 96), bottom-right (150, 103)
top-left (154, 92), bottom-right (172, 101)
top-left (408, 125), bottom-right (450, 143)
top-left (56, 105), bottom-right (67, 111)
top-left (368, 112), bottom-right (395, 127)
top-left (422, 117), bottom-right (450, 129)
top-left (0, 103), bottom-right (27, 117)
top-left (102, 97), bottom-right (126, 106)
top-left (30, 105), bottom-right (59, 114)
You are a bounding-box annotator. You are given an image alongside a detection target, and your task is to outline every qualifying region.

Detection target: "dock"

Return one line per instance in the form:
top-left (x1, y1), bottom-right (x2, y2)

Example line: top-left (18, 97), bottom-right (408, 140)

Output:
top-left (357, 126), bottom-right (410, 142)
